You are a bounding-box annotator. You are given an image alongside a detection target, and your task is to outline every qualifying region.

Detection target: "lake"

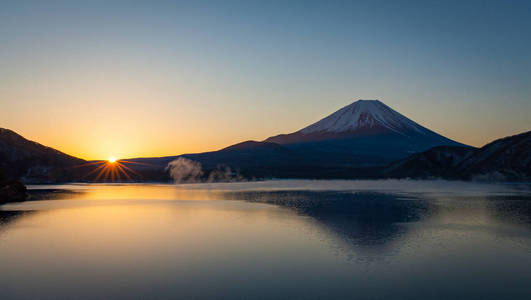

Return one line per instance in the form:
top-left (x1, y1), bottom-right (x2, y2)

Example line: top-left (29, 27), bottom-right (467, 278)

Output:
top-left (1, 180), bottom-right (530, 299)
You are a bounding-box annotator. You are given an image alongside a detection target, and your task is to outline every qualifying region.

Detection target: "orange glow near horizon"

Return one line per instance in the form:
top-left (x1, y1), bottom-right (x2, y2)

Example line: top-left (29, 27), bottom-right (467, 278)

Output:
top-left (3, 98), bottom-right (528, 161)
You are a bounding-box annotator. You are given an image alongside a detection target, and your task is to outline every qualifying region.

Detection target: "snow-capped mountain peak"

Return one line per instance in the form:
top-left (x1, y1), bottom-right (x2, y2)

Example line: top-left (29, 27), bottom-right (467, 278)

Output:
top-left (299, 99), bottom-right (427, 135)
top-left (265, 99), bottom-right (465, 148)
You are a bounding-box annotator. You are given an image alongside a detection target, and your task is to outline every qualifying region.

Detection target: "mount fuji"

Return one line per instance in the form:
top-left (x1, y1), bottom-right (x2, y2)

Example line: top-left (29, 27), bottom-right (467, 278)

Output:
top-left (263, 100), bottom-right (467, 166)
top-left (267, 100), bottom-right (462, 146)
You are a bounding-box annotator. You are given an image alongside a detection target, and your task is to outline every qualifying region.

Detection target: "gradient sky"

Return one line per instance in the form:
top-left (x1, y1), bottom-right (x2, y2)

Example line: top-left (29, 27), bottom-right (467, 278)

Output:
top-left (1, 0), bottom-right (530, 160)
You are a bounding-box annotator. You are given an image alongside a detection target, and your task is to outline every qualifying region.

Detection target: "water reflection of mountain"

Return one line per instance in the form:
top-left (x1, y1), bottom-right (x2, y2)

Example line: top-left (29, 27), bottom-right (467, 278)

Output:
top-left (0, 210), bottom-right (33, 233)
top-left (224, 191), bottom-right (435, 249)
top-left (485, 195), bottom-right (531, 226)
top-left (27, 189), bottom-right (84, 200)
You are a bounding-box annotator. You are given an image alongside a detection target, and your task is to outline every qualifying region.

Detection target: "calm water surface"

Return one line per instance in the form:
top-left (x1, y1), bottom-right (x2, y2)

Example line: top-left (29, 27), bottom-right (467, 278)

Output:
top-left (1, 180), bottom-right (530, 299)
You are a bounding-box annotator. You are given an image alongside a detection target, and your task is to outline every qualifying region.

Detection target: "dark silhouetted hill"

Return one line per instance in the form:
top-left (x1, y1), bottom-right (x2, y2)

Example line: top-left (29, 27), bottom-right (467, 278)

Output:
top-left (382, 130), bottom-right (530, 181)
top-left (0, 128), bottom-right (86, 183)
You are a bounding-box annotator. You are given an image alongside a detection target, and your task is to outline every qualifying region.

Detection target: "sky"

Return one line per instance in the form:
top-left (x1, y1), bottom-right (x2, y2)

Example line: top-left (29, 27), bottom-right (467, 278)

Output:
top-left (1, 0), bottom-right (530, 160)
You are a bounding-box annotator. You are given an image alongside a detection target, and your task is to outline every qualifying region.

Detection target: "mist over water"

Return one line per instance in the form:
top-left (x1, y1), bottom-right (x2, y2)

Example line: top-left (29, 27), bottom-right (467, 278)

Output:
top-left (166, 157), bottom-right (244, 183)
top-left (174, 178), bottom-right (531, 197)
top-left (165, 157), bottom-right (204, 183)
top-left (1, 180), bottom-right (530, 299)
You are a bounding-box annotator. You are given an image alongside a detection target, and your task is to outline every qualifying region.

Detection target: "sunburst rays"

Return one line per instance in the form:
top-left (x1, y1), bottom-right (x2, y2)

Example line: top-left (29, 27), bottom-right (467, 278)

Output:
top-left (72, 159), bottom-right (152, 182)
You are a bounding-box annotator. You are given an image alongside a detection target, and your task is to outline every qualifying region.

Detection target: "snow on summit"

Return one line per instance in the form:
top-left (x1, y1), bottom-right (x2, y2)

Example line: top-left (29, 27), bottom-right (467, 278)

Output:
top-left (265, 99), bottom-right (465, 148)
top-left (299, 100), bottom-right (427, 135)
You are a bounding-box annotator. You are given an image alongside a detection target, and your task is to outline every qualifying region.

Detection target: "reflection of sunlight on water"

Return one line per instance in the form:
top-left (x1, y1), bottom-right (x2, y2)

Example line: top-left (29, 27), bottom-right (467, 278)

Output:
top-left (0, 204), bottom-right (299, 260)
top-left (28, 183), bottom-right (222, 200)
top-left (0, 197), bottom-right (353, 299)
top-left (0, 181), bottom-right (530, 299)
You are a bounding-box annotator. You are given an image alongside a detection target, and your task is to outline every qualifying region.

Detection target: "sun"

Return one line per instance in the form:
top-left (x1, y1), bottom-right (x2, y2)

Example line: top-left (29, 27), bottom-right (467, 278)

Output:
top-left (75, 156), bottom-right (148, 182)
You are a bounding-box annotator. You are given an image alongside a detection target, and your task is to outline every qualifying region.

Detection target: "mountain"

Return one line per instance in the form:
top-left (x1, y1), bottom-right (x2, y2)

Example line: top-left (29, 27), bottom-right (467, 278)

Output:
top-left (457, 130), bottom-right (531, 180)
top-left (0, 128), bottom-right (86, 183)
top-left (382, 146), bottom-right (475, 179)
top-left (264, 100), bottom-right (467, 165)
top-left (268, 100), bottom-right (441, 143)
top-left (382, 130), bottom-right (531, 180)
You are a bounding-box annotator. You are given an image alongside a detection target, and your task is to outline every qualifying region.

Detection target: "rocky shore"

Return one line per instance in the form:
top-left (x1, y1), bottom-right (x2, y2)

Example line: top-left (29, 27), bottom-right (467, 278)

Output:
top-left (0, 179), bottom-right (27, 204)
